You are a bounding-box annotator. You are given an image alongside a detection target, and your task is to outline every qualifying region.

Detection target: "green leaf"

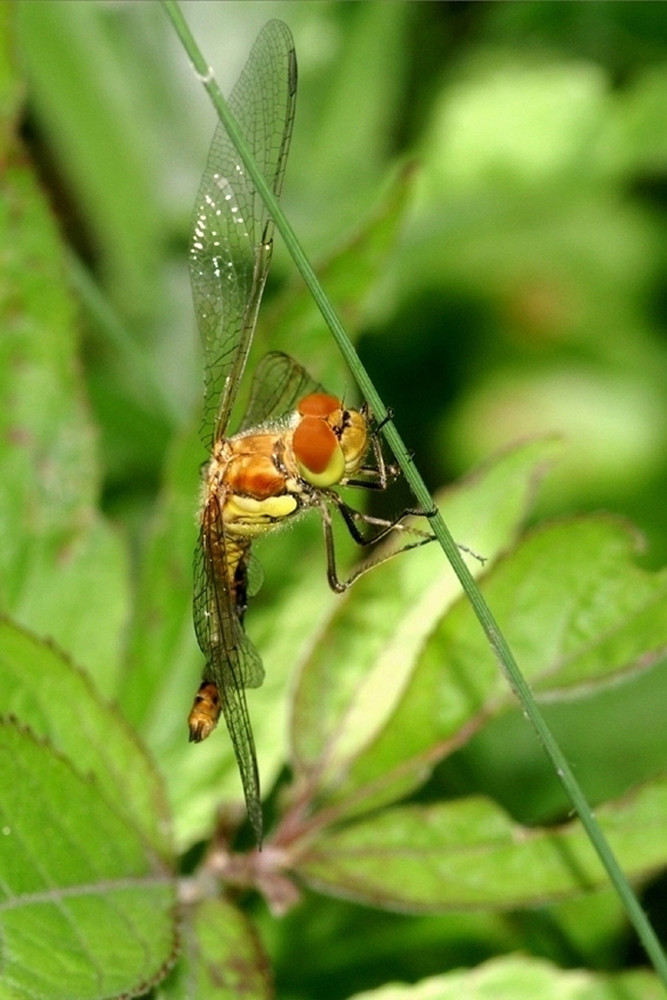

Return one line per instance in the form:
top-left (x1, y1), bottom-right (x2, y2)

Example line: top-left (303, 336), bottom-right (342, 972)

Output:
top-left (0, 136), bottom-right (129, 701)
top-left (0, 3), bottom-right (23, 158)
top-left (159, 898), bottom-right (272, 1000)
top-left (424, 62), bottom-right (612, 193)
top-left (315, 514), bottom-right (667, 819)
top-left (289, 438), bottom-right (559, 812)
top-left (297, 777), bottom-right (667, 912)
top-left (491, 517), bottom-right (667, 696)
top-left (119, 427), bottom-right (200, 743)
top-left (611, 64), bottom-right (667, 175)
top-left (15, 1), bottom-right (165, 328)
top-left (346, 955), bottom-right (661, 1000)
top-left (0, 719), bottom-right (176, 1000)
top-left (0, 618), bottom-right (173, 859)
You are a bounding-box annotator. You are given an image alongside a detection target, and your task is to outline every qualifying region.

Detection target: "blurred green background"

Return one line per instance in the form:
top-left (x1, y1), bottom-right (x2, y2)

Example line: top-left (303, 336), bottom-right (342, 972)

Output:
top-left (9, 2), bottom-right (667, 996)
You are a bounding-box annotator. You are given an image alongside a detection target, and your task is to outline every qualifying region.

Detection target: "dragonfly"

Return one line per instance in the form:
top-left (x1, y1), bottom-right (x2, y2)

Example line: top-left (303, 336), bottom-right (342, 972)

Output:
top-left (187, 20), bottom-right (432, 846)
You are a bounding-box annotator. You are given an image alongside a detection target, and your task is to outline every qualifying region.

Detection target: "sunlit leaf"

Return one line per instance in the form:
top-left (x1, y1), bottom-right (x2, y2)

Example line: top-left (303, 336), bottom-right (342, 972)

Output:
top-left (297, 777), bottom-right (667, 911)
top-left (346, 955), bottom-right (661, 1000)
top-left (318, 514), bottom-right (667, 818)
top-left (425, 62), bottom-right (611, 192)
top-left (290, 438), bottom-right (559, 812)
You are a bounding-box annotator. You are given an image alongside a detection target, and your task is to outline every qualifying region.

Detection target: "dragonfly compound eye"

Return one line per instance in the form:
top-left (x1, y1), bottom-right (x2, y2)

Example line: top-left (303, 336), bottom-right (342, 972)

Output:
top-left (293, 414), bottom-right (346, 487)
top-left (297, 392), bottom-right (342, 418)
top-left (296, 393), bottom-right (369, 478)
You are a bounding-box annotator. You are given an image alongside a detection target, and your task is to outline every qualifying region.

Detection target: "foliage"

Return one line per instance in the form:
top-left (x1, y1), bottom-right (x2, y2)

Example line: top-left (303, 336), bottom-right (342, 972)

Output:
top-left (1, 3), bottom-right (666, 999)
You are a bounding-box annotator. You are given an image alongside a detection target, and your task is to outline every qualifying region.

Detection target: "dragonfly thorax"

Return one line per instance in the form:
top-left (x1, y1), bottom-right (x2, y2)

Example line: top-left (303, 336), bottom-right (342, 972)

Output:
top-left (292, 393), bottom-right (369, 489)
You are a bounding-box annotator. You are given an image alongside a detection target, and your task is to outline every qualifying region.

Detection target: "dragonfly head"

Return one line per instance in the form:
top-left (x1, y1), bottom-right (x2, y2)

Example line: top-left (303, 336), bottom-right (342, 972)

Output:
top-left (293, 393), bottom-right (368, 488)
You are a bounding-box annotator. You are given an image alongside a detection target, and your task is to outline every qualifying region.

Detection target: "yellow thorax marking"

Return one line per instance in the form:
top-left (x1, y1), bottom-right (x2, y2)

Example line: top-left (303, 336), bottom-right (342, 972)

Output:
top-left (224, 492), bottom-right (298, 536)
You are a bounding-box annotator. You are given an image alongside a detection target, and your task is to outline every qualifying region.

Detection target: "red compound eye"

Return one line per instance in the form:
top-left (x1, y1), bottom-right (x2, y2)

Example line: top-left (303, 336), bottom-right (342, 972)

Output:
top-left (293, 415), bottom-right (338, 475)
top-left (298, 392), bottom-right (341, 418)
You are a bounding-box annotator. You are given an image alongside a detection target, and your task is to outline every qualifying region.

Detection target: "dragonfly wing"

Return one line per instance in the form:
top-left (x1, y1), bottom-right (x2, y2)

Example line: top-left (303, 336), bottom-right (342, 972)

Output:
top-left (239, 350), bottom-right (323, 431)
top-left (246, 550), bottom-right (265, 600)
top-left (208, 640), bottom-right (264, 845)
top-left (193, 511), bottom-right (265, 842)
top-left (189, 21), bottom-right (297, 446)
top-left (193, 510), bottom-right (266, 685)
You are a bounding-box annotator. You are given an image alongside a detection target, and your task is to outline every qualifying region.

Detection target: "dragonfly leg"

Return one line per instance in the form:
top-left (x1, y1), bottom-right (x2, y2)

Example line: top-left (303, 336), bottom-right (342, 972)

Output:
top-left (372, 406), bottom-right (394, 434)
top-left (321, 506), bottom-right (347, 594)
top-left (318, 494), bottom-right (435, 593)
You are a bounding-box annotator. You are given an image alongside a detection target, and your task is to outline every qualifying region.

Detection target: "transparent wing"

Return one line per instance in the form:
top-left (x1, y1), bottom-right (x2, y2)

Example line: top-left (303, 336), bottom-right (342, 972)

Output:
top-left (239, 350), bottom-right (323, 431)
top-left (190, 20), bottom-right (297, 446)
top-left (193, 506), bottom-right (265, 843)
top-left (246, 551), bottom-right (265, 599)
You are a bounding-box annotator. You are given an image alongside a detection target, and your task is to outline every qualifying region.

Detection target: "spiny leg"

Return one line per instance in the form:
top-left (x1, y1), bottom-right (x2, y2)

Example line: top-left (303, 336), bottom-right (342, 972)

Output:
top-left (318, 494), bottom-right (435, 593)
